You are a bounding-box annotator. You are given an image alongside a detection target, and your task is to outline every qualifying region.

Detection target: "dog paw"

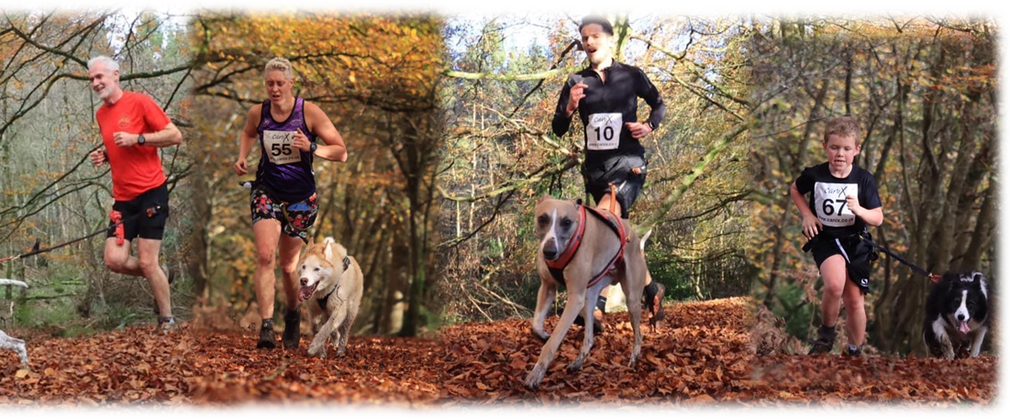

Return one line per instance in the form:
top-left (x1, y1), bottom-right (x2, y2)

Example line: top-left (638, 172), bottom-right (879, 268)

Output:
top-left (627, 355), bottom-right (638, 368)
top-left (530, 329), bottom-right (549, 342)
top-left (336, 348), bottom-right (346, 357)
top-left (566, 359), bottom-right (584, 374)
top-left (308, 343), bottom-right (325, 357)
top-left (524, 365), bottom-right (546, 390)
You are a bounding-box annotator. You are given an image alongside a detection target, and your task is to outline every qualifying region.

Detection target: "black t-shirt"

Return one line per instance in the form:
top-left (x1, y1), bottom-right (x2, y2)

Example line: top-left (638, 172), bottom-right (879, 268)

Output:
top-left (795, 162), bottom-right (882, 237)
top-left (551, 61), bottom-right (666, 169)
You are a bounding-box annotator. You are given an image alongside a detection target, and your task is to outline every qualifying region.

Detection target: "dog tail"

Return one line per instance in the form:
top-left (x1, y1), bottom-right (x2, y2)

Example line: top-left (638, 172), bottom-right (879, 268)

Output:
top-left (0, 279), bottom-right (28, 288)
top-left (640, 228), bottom-right (652, 252)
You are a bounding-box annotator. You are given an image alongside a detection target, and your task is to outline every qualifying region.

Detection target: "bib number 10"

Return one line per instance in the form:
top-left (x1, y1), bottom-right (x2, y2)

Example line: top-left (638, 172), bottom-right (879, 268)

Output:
top-left (586, 112), bottom-right (622, 151)
top-left (593, 125), bottom-right (615, 142)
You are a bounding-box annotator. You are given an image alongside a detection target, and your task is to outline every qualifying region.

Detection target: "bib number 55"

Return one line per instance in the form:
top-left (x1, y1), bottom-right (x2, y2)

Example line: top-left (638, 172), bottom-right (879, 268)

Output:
top-left (263, 130), bottom-right (301, 165)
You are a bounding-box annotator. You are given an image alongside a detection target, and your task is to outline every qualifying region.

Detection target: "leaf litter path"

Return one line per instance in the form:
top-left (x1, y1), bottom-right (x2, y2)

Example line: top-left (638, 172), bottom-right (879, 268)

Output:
top-left (438, 296), bottom-right (1005, 415)
top-left (1, 296), bottom-right (1001, 415)
top-left (0, 326), bottom-right (192, 405)
top-left (188, 327), bottom-right (442, 413)
top-left (0, 323), bottom-right (442, 415)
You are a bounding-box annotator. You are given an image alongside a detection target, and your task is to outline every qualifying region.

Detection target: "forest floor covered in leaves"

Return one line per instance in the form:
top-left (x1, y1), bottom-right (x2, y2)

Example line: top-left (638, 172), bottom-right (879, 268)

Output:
top-left (0, 298), bottom-right (997, 406)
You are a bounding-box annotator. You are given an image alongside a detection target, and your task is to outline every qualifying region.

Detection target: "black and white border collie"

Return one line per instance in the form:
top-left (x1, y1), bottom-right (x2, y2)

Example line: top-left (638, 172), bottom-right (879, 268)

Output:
top-left (922, 271), bottom-right (990, 359)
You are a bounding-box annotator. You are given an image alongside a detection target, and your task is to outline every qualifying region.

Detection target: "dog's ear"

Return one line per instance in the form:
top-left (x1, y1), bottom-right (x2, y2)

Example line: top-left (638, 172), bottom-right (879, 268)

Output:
top-left (974, 272), bottom-right (989, 300)
top-left (575, 198), bottom-right (583, 205)
top-left (324, 241), bottom-right (333, 261)
top-left (537, 194), bottom-right (553, 205)
top-left (307, 237), bottom-right (315, 247)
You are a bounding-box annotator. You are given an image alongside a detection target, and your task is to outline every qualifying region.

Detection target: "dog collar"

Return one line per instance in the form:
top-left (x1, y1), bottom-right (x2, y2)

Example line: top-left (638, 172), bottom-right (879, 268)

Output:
top-left (317, 256), bottom-right (352, 310)
top-left (545, 205), bottom-right (627, 289)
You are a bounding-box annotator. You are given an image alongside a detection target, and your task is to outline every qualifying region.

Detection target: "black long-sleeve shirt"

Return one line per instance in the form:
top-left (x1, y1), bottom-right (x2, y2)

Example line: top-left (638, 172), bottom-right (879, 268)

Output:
top-left (552, 61), bottom-right (666, 169)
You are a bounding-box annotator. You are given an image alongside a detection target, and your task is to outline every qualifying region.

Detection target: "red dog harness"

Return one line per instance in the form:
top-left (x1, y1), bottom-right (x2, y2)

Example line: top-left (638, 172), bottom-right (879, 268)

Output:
top-left (544, 205), bottom-right (628, 289)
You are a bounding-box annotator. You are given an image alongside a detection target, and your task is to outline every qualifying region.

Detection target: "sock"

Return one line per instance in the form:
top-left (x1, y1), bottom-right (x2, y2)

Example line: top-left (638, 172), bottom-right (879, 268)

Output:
top-left (596, 296), bottom-right (607, 313)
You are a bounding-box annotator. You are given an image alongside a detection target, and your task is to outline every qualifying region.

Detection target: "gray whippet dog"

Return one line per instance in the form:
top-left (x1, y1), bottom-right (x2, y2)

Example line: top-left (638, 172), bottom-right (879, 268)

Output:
top-left (525, 196), bottom-right (648, 389)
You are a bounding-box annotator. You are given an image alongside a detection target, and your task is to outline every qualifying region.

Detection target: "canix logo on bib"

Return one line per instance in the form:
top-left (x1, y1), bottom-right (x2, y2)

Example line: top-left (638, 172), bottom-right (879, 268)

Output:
top-left (117, 116), bottom-right (130, 128)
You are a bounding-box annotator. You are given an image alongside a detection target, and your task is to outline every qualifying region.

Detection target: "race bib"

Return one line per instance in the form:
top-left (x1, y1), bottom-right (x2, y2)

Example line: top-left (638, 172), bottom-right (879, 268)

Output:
top-left (586, 113), bottom-right (622, 150)
top-left (263, 130), bottom-right (301, 165)
top-left (813, 182), bottom-right (858, 227)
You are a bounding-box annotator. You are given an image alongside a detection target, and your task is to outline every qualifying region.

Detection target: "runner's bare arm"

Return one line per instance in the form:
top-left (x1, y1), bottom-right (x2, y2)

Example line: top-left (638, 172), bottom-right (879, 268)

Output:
top-left (845, 195), bottom-right (883, 227)
top-left (304, 102), bottom-right (347, 162)
top-left (790, 181), bottom-right (821, 239)
top-left (147, 122), bottom-right (182, 147)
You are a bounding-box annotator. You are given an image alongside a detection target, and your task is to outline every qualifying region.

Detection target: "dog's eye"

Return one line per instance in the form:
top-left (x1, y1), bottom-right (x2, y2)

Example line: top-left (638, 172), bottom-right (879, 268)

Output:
top-left (314, 267), bottom-right (320, 272)
top-left (561, 218), bottom-right (573, 228)
top-left (537, 215), bottom-right (549, 226)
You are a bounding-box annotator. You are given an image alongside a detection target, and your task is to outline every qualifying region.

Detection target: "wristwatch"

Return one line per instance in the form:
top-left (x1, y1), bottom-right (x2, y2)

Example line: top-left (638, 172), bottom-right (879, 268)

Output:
top-left (646, 121), bottom-right (655, 130)
top-left (138, 134), bottom-right (146, 145)
top-left (309, 141), bottom-right (318, 153)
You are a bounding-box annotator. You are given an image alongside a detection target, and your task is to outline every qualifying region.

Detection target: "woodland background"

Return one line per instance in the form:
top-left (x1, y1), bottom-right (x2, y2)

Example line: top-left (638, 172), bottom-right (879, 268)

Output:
top-left (437, 14), bottom-right (754, 323)
top-left (1, 11), bottom-right (194, 334)
top-left (0, 10), bottom-right (998, 406)
top-left (747, 16), bottom-right (997, 356)
top-left (187, 12), bottom-right (445, 337)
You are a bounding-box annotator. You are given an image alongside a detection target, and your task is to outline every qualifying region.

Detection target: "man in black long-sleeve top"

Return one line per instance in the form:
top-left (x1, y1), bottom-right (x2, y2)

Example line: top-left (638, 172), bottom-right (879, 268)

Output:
top-left (551, 15), bottom-right (667, 329)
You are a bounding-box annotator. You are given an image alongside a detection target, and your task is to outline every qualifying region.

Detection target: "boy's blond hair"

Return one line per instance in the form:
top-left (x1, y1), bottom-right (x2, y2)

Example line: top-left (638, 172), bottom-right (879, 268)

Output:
top-left (823, 116), bottom-right (861, 145)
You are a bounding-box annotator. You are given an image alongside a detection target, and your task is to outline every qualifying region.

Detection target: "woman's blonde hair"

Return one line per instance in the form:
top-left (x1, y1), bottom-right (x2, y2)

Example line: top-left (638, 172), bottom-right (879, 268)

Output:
top-left (263, 57), bottom-right (294, 80)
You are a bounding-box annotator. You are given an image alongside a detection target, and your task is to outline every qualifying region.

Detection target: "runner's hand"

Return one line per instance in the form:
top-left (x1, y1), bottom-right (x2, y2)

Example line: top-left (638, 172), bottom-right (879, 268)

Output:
top-left (845, 195), bottom-right (863, 215)
top-left (89, 149), bottom-right (107, 166)
top-left (233, 157), bottom-right (249, 175)
top-left (626, 122), bottom-right (652, 139)
top-left (802, 214), bottom-right (822, 240)
top-left (566, 82), bottom-right (588, 116)
top-left (113, 132), bottom-right (139, 147)
top-left (292, 128), bottom-right (312, 152)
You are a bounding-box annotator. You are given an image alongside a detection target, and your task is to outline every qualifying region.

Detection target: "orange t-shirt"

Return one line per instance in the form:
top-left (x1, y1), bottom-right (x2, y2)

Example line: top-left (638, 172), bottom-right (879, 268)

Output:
top-left (96, 91), bottom-right (171, 201)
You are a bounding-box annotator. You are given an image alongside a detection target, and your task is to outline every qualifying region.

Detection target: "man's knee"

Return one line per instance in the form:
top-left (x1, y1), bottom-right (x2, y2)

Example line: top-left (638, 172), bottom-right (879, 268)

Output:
top-left (104, 254), bottom-right (126, 273)
top-left (138, 257), bottom-right (161, 275)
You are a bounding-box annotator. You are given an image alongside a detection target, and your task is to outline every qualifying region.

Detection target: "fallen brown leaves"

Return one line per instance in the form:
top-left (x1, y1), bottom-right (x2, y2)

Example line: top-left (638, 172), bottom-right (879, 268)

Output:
top-left (0, 297), bottom-right (997, 406)
top-left (186, 332), bottom-right (444, 406)
top-left (440, 296), bottom-right (759, 415)
top-left (0, 326), bottom-right (193, 406)
top-left (438, 298), bottom-right (1005, 415)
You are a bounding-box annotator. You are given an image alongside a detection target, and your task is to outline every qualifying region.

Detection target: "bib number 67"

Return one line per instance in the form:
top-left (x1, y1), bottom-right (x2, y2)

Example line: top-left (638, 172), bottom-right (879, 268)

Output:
top-left (822, 199), bottom-right (848, 216)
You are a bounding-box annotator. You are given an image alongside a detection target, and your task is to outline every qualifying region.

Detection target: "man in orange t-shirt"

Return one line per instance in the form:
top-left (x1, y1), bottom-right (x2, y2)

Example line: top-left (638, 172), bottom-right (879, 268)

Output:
top-left (87, 56), bottom-right (183, 334)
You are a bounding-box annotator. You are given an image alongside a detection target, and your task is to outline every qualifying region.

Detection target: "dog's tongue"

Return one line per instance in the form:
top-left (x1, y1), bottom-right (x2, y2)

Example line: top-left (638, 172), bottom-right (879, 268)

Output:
top-left (958, 321), bottom-right (970, 334)
top-left (299, 284), bottom-right (318, 302)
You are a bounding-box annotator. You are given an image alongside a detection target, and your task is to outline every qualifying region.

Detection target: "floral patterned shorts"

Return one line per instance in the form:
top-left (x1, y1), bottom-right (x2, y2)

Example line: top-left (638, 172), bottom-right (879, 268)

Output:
top-left (250, 185), bottom-right (318, 243)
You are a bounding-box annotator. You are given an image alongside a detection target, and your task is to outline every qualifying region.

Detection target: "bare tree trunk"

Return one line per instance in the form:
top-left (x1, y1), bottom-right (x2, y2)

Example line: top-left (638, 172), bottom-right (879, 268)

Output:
top-left (189, 164), bottom-right (211, 298)
top-left (764, 78), bottom-right (829, 308)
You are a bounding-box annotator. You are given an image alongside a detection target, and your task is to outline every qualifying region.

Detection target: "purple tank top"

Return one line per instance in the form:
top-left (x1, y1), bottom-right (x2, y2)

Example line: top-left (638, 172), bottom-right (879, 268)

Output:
top-left (255, 97), bottom-right (316, 202)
